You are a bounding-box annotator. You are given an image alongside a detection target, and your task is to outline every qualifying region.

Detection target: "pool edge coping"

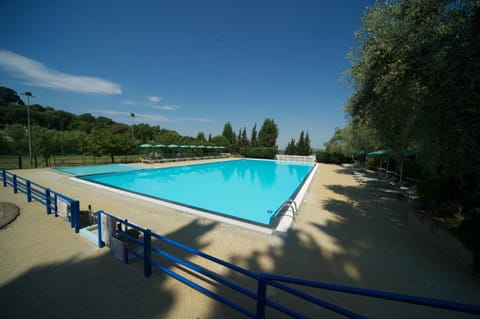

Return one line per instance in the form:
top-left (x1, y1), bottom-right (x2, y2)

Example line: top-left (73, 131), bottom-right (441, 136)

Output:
top-left (67, 159), bottom-right (318, 235)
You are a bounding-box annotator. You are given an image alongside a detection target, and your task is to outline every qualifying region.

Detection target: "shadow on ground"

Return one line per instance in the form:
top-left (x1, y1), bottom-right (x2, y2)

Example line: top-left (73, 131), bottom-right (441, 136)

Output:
top-left (0, 219), bottom-right (216, 319)
top-left (1, 166), bottom-right (479, 318)
top-left (209, 169), bottom-right (480, 318)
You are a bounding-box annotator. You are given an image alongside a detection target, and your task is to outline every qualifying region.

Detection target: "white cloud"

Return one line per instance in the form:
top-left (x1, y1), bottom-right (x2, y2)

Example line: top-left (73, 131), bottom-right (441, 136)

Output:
top-left (152, 105), bottom-right (179, 111)
top-left (122, 100), bottom-right (137, 106)
top-left (0, 49), bottom-right (121, 95)
top-left (147, 96), bottom-right (162, 103)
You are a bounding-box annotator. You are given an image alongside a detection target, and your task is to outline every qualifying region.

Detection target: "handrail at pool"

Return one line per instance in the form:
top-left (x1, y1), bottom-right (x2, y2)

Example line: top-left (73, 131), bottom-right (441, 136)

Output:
top-left (96, 209), bottom-right (263, 318)
top-left (1, 169), bottom-right (81, 233)
top-left (256, 274), bottom-right (480, 318)
top-left (95, 209), bottom-right (480, 318)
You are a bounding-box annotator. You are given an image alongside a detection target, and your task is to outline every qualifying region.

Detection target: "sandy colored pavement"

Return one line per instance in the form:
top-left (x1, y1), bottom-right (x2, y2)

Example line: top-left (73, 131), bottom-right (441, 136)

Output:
top-left (0, 162), bottom-right (479, 318)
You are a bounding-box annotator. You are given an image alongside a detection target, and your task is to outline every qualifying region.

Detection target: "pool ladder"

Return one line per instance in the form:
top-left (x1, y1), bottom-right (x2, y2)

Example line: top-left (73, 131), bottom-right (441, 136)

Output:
top-left (274, 199), bottom-right (298, 220)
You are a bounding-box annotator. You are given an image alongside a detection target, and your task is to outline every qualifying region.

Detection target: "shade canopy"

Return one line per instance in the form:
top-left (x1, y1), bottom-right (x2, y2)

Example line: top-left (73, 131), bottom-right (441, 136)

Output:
top-left (367, 150), bottom-right (391, 158)
top-left (139, 144), bottom-right (153, 148)
top-left (367, 149), bottom-right (416, 158)
top-left (154, 144), bottom-right (166, 148)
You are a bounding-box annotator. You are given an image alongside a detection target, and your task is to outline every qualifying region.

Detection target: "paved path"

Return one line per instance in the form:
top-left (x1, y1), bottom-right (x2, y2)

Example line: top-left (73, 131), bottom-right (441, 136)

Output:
top-left (0, 163), bottom-right (478, 318)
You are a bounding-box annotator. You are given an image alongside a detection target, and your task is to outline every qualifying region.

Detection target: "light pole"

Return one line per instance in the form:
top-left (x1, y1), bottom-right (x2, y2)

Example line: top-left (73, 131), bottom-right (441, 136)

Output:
top-left (130, 112), bottom-right (135, 141)
top-left (21, 91), bottom-right (35, 165)
top-left (60, 118), bottom-right (65, 155)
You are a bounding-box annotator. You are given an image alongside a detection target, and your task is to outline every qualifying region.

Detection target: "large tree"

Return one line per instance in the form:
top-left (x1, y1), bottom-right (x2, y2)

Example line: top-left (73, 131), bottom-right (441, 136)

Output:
top-left (284, 138), bottom-right (297, 155)
top-left (250, 124), bottom-right (258, 147)
top-left (222, 122), bottom-right (236, 147)
top-left (346, 0), bottom-right (480, 209)
top-left (0, 87), bottom-right (25, 106)
top-left (258, 118), bottom-right (278, 148)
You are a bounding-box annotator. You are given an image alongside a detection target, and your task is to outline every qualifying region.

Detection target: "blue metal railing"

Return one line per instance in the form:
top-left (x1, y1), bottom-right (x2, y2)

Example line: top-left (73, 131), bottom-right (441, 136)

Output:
top-left (256, 274), bottom-right (480, 318)
top-left (1, 169), bottom-right (80, 233)
top-left (96, 210), bottom-right (480, 318)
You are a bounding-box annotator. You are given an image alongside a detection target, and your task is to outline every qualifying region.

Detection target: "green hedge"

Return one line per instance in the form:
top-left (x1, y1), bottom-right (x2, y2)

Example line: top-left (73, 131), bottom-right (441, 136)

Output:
top-left (316, 151), bottom-right (351, 164)
top-left (240, 147), bottom-right (277, 159)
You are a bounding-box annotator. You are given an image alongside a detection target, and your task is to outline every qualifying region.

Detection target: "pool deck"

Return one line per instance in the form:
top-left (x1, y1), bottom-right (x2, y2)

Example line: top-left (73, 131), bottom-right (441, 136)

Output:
top-left (0, 160), bottom-right (479, 318)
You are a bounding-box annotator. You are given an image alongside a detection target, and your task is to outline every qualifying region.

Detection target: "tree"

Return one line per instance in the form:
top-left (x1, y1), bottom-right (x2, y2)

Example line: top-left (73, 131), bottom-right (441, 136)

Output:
top-left (0, 87), bottom-right (24, 105)
top-left (258, 118), bottom-right (278, 148)
top-left (134, 123), bottom-right (156, 143)
top-left (222, 122), bottom-right (236, 147)
top-left (238, 127), bottom-right (249, 148)
top-left (304, 132), bottom-right (312, 154)
top-left (285, 138), bottom-right (297, 155)
top-left (346, 0), bottom-right (480, 210)
top-left (250, 124), bottom-right (258, 147)
top-left (296, 131), bottom-right (312, 155)
top-left (210, 135), bottom-right (229, 148)
top-left (3, 124), bottom-right (28, 155)
top-left (157, 130), bottom-right (181, 145)
top-left (33, 127), bottom-right (57, 166)
top-left (196, 132), bottom-right (206, 143)
top-left (86, 129), bottom-right (103, 161)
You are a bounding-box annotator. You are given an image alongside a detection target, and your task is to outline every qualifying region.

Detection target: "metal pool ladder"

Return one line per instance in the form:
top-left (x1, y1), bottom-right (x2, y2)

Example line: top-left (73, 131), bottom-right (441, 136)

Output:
top-left (274, 199), bottom-right (298, 220)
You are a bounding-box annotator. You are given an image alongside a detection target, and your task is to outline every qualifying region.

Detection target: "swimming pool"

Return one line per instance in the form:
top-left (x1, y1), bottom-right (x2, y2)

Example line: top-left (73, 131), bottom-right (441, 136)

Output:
top-left (77, 159), bottom-right (315, 229)
top-left (54, 164), bottom-right (142, 176)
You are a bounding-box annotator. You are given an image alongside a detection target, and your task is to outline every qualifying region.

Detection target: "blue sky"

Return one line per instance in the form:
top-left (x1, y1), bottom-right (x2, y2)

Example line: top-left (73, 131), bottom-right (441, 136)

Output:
top-left (0, 0), bottom-right (371, 149)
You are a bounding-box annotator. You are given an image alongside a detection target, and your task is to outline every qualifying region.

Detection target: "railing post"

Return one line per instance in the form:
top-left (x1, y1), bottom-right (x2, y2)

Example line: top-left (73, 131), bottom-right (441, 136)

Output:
top-left (144, 229), bottom-right (152, 278)
top-left (54, 193), bottom-right (58, 217)
top-left (72, 200), bottom-right (80, 233)
top-left (2, 169), bottom-right (6, 187)
top-left (256, 275), bottom-right (268, 319)
top-left (46, 189), bottom-right (51, 215)
top-left (26, 180), bottom-right (32, 202)
top-left (97, 211), bottom-right (105, 248)
top-left (13, 175), bottom-right (17, 193)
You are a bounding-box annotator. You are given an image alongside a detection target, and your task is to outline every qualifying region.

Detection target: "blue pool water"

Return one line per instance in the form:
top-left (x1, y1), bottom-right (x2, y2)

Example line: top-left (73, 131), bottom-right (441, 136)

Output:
top-left (54, 164), bottom-right (142, 176)
top-left (80, 159), bottom-right (315, 226)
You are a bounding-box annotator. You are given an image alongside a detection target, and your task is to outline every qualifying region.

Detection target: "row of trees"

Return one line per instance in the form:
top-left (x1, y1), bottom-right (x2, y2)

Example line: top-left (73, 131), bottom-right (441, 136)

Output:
top-left (1, 87), bottom-right (313, 164)
top-left (284, 131), bottom-right (313, 156)
top-left (220, 119), bottom-right (280, 152)
top-left (327, 0), bottom-right (479, 248)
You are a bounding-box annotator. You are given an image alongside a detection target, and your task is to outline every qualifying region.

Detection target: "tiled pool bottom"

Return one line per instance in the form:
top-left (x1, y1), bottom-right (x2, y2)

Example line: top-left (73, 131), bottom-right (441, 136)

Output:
top-left (68, 160), bottom-right (318, 233)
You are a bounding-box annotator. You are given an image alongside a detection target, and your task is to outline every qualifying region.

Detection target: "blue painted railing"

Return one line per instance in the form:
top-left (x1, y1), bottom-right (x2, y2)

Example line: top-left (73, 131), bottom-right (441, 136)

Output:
top-left (96, 210), bottom-right (480, 318)
top-left (1, 169), bottom-right (80, 233)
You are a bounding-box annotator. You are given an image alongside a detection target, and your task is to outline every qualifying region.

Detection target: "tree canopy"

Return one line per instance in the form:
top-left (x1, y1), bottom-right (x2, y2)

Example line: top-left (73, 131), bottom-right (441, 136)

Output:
top-left (345, 0), bottom-right (480, 210)
top-left (258, 118), bottom-right (279, 148)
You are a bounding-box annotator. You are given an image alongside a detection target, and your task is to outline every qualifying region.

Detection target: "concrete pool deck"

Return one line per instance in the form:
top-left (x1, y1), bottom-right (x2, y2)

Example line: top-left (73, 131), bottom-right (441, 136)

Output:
top-left (0, 161), bottom-right (479, 318)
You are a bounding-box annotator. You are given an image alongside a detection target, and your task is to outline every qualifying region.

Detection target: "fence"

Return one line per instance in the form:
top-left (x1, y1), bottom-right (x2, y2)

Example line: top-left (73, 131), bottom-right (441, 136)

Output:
top-left (1, 169), bottom-right (80, 233)
top-left (96, 210), bottom-right (480, 318)
top-left (0, 154), bottom-right (141, 170)
top-left (276, 155), bottom-right (316, 163)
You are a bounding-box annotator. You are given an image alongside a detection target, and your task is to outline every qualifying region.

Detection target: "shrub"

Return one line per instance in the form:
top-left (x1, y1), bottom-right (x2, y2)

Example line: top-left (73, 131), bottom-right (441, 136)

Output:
top-left (316, 151), bottom-right (350, 164)
top-left (240, 147), bottom-right (277, 159)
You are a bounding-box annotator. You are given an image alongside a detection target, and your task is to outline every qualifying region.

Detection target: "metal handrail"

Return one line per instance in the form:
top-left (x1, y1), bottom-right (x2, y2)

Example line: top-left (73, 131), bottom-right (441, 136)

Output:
top-left (257, 274), bottom-right (480, 317)
top-left (1, 169), bottom-right (81, 233)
